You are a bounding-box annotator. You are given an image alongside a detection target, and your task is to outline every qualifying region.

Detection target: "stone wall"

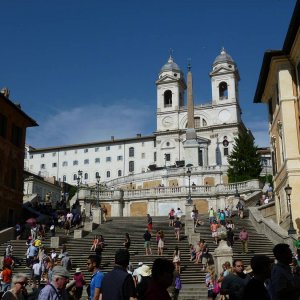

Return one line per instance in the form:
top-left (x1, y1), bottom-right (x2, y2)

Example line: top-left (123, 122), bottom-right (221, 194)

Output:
top-left (130, 201), bottom-right (147, 216)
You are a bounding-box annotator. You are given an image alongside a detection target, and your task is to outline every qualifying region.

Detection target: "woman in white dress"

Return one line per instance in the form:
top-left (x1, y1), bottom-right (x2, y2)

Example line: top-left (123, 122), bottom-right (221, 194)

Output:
top-left (173, 246), bottom-right (181, 273)
top-left (157, 230), bottom-right (165, 256)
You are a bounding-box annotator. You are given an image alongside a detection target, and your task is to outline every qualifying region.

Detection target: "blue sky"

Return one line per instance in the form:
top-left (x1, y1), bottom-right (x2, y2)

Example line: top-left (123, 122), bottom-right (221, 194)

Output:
top-left (0, 0), bottom-right (296, 148)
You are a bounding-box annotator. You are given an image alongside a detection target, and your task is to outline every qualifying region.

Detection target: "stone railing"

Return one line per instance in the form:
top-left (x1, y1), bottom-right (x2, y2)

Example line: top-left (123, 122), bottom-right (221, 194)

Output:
top-left (82, 179), bottom-right (260, 202)
top-left (106, 165), bottom-right (227, 187)
top-left (248, 206), bottom-right (297, 249)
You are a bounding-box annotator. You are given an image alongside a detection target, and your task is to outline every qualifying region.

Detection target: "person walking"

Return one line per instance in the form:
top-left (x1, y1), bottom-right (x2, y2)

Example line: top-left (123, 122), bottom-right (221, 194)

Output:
top-left (157, 231), bottom-right (165, 256)
top-left (174, 218), bottom-right (182, 241)
top-left (2, 273), bottom-right (28, 300)
top-left (239, 228), bottom-right (249, 254)
top-left (87, 255), bottom-right (104, 300)
top-left (73, 268), bottom-right (85, 300)
top-left (220, 259), bottom-right (251, 300)
top-left (38, 266), bottom-right (70, 300)
top-left (147, 214), bottom-right (153, 233)
top-left (100, 249), bottom-right (137, 300)
top-left (268, 243), bottom-right (300, 300)
top-left (123, 233), bottom-right (131, 250)
top-left (143, 258), bottom-right (174, 300)
top-left (172, 246), bottom-right (181, 274)
top-left (143, 229), bottom-right (152, 256)
top-left (244, 255), bottom-right (272, 300)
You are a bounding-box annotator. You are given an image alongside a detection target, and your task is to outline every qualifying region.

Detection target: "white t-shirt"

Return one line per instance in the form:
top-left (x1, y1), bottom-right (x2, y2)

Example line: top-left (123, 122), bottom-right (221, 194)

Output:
top-left (32, 262), bottom-right (42, 276)
top-left (176, 209), bottom-right (183, 218)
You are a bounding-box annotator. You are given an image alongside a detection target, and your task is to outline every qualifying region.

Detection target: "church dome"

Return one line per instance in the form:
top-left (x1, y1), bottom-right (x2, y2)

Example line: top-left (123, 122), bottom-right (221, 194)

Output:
top-left (213, 48), bottom-right (234, 65)
top-left (160, 55), bottom-right (182, 73)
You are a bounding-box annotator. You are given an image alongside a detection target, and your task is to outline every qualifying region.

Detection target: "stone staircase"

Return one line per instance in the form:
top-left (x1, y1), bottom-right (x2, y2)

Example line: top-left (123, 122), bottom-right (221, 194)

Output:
top-left (0, 213), bottom-right (275, 300)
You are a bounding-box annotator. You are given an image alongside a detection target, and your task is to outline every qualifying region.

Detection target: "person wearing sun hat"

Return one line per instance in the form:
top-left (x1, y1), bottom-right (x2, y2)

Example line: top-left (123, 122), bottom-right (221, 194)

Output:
top-left (73, 267), bottom-right (85, 299)
top-left (38, 266), bottom-right (70, 300)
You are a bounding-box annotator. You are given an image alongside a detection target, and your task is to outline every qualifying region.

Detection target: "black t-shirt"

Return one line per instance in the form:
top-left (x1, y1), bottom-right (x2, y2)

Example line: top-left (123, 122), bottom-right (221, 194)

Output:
top-left (144, 232), bottom-right (151, 241)
top-left (244, 278), bottom-right (270, 300)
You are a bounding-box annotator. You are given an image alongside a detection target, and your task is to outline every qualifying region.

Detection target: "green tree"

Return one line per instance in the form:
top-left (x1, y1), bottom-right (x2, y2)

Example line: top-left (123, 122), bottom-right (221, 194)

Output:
top-left (227, 131), bottom-right (262, 183)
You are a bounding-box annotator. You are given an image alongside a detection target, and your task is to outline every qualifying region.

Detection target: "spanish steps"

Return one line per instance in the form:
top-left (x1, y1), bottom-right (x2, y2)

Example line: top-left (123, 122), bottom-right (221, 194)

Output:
top-left (0, 212), bottom-right (275, 299)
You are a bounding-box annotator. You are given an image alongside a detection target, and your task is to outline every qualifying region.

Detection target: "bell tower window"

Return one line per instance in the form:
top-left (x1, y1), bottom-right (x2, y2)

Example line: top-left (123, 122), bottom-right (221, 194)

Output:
top-left (164, 90), bottom-right (172, 107)
top-left (219, 82), bottom-right (228, 100)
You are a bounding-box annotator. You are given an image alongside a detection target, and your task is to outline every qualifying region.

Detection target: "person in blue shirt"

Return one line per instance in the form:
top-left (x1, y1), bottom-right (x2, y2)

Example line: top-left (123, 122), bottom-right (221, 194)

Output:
top-left (87, 255), bottom-right (104, 300)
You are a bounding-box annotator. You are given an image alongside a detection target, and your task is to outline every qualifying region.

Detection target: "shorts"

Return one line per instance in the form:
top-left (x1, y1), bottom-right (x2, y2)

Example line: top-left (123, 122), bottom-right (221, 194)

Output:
top-left (212, 231), bottom-right (218, 238)
top-left (174, 228), bottom-right (180, 232)
top-left (144, 241), bottom-right (150, 248)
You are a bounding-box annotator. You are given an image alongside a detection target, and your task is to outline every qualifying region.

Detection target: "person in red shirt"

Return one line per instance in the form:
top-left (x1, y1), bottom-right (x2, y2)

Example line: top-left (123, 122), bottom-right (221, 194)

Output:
top-left (1, 264), bottom-right (13, 292)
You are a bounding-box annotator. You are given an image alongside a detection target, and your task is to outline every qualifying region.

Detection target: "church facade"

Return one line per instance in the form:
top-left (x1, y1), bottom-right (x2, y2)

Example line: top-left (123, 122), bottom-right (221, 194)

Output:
top-left (25, 49), bottom-right (246, 188)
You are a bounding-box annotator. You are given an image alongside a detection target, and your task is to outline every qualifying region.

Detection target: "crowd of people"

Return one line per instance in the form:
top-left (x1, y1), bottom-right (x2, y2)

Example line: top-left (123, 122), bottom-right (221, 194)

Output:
top-left (0, 203), bottom-right (300, 300)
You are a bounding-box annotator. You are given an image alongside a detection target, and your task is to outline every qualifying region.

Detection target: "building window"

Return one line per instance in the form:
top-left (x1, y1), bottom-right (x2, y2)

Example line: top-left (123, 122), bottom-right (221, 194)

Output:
top-left (73, 160), bottom-right (78, 166)
top-left (142, 142), bottom-right (144, 147)
top-left (165, 153), bottom-right (171, 161)
top-left (11, 124), bottom-right (23, 147)
top-left (95, 147), bottom-right (99, 152)
top-left (63, 175), bottom-right (67, 182)
top-left (84, 173), bottom-right (88, 180)
top-left (84, 148), bottom-right (89, 153)
top-left (224, 148), bottom-right (229, 156)
top-left (30, 155), bottom-right (33, 159)
top-left (164, 90), bottom-right (172, 107)
top-left (154, 152), bottom-right (157, 162)
top-left (117, 156), bottom-right (123, 161)
top-left (95, 172), bottom-right (100, 178)
top-left (107, 171), bottom-right (110, 178)
top-left (129, 161), bottom-right (134, 172)
top-left (0, 113), bottom-right (7, 138)
top-left (118, 170), bottom-right (122, 177)
top-left (106, 157), bottom-right (111, 162)
top-left (41, 164), bottom-right (45, 169)
top-left (41, 154), bottom-right (45, 158)
top-left (219, 81), bottom-right (228, 99)
top-left (52, 152), bottom-right (56, 157)
top-left (202, 119), bottom-right (207, 127)
top-left (84, 159), bottom-right (89, 164)
top-left (141, 153), bottom-right (145, 159)
top-left (73, 174), bottom-right (77, 180)
top-left (106, 146), bottom-right (110, 151)
top-left (62, 161), bottom-right (68, 167)
top-left (194, 117), bottom-right (201, 128)
top-left (95, 158), bottom-right (100, 163)
top-left (129, 147), bottom-right (134, 157)
top-left (52, 163), bottom-right (57, 168)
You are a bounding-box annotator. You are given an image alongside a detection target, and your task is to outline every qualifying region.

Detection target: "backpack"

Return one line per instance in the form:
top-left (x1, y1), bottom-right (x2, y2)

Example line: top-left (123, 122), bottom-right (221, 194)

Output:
top-left (175, 276), bottom-right (182, 290)
top-left (212, 282), bottom-right (220, 294)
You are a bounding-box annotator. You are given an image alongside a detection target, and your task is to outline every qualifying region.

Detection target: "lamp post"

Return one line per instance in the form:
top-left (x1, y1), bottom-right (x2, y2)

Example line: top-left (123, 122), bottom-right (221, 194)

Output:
top-left (284, 184), bottom-right (296, 235)
top-left (186, 168), bottom-right (192, 205)
top-left (96, 174), bottom-right (101, 208)
top-left (76, 170), bottom-right (83, 204)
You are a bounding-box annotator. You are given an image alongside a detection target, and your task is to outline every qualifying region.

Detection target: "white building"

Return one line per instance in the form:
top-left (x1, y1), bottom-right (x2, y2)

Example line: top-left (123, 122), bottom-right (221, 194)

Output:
top-left (25, 49), bottom-right (246, 187)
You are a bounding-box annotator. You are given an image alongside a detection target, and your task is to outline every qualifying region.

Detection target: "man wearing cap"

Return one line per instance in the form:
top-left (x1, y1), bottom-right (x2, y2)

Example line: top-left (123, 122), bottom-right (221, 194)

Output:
top-left (38, 266), bottom-right (70, 300)
top-left (100, 249), bottom-right (137, 300)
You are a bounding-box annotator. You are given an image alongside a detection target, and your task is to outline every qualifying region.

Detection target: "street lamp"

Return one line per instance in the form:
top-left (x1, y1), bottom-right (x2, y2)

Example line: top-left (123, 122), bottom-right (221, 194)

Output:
top-left (186, 168), bottom-right (192, 205)
top-left (76, 170), bottom-right (83, 204)
top-left (96, 174), bottom-right (101, 208)
top-left (284, 184), bottom-right (296, 235)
